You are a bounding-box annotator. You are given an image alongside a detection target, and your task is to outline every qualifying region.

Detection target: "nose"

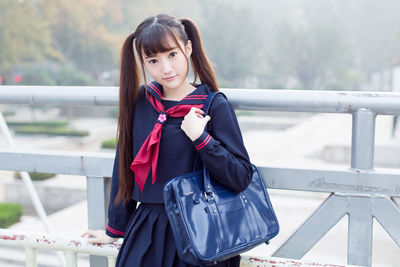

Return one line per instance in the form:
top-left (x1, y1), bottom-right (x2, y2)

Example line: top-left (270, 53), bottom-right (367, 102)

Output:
top-left (161, 59), bottom-right (173, 74)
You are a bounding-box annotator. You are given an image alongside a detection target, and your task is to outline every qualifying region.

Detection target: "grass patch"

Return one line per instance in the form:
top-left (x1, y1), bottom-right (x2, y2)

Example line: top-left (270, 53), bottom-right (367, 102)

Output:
top-left (14, 172), bottom-right (56, 181)
top-left (2, 111), bottom-right (16, 117)
top-left (0, 203), bottom-right (23, 228)
top-left (7, 120), bottom-right (88, 136)
top-left (7, 121), bottom-right (68, 127)
top-left (109, 107), bottom-right (118, 118)
top-left (101, 138), bottom-right (117, 149)
top-left (15, 125), bottom-right (88, 136)
top-left (235, 110), bottom-right (255, 117)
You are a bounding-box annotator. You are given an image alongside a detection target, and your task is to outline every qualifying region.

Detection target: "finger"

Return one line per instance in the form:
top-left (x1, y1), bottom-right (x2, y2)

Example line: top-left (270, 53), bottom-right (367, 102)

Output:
top-left (204, 115), bottom-right (211, 122)
top-left (81, 230), bottom-right (92, 237)
top-left (180, 123), bottom-right (187, 133)
top-left (87, 238), bottom-right (100, 244)
top-left (193, 108), bottom-right (205, 115)
top-left (189, 107), bottom-right (197, 114)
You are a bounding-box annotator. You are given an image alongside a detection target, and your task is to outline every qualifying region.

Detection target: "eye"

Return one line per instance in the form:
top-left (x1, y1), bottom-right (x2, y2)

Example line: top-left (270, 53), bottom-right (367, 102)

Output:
top-left (148, 59), bottom-right (158, 64)
top-left (169, 51), bottom-right (178, 57)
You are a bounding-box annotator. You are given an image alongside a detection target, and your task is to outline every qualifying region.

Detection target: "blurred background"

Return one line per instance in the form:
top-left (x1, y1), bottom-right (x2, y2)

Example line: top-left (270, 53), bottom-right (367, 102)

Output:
top-left (1, 0), bottom-right (400, 90)
top-left (1, 1), bottom-right (400, 266)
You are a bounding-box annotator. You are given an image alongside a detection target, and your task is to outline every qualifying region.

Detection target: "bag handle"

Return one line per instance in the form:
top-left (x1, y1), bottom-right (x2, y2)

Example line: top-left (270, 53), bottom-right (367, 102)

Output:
top-left (193, 92), bottom-right (217, 171)
top-left (194, 91), bottom-right (226, 198)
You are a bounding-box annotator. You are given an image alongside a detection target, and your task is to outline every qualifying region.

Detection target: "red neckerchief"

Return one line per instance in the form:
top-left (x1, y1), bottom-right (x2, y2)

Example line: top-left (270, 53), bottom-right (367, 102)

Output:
top-left (130, 81), bottom-right (207, 192)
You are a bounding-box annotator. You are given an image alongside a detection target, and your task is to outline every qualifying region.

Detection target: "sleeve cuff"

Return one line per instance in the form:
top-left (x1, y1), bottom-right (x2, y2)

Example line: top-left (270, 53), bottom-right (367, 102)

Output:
top-left (193, 131), bottom-right (213, 150)
top-left (106, 224), bottom-right (125, 238)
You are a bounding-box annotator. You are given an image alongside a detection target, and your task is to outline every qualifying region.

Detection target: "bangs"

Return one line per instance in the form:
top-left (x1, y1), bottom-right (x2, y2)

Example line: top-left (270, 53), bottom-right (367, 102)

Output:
top-left (137, 24), bottom-right (181, 58)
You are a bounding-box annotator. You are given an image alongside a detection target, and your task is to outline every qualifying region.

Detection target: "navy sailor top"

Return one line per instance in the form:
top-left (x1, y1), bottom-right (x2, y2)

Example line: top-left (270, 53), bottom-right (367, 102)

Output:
top-left (106, 82), bottom-right (253, 238)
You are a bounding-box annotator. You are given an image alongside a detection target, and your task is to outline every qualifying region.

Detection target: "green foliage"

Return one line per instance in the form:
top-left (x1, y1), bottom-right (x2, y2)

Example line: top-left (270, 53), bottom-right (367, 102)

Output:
top-left (0, 203), bottom-right (23, 228)
top-left (2, 111), bottom-right (15, 117)
top-left (0, 0), bottom-right (61, 79)
top-left (2, 0), bottom-right (400, 89)
top-left (101, 138), bottom-right (117, 149)
top-left (18, 66), bottom-right (56, 85)
top-left (18, 64), bottom-right (96, 86)
top-left (7, 121), bottom-right (68, 127)
top-left (235, 110), bottom-right (255, 117)
top-left (15, 125), bottom-right (89, 136)
top-left (109, 107), bottom-right (118, 118)
top-left (8, 120), bottom-right (89, 136)
top-left (52, 65), bottom-right (97, 86)
top-left (35, 0), bottom-right (120, 74)
top-left (14, 172), bottom-right (55, 181)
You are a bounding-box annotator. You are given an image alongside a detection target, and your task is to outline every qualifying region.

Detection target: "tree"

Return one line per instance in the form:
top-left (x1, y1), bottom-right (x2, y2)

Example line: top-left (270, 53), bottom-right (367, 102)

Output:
top-left (0, 0), bottom-right (60, 83)
top-left (35, 0), bottom-right (122, 76)
top-left (264, 2), bottom-right (353, 89)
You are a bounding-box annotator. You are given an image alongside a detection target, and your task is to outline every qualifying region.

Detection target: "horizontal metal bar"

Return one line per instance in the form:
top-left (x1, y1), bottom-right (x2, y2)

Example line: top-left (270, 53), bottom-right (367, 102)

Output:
top-left (1, 149), bottom-right (400, 196)
top-left (259, 166), bottom-right (400, 196)
top-left (0, 229), bottom-right (119, 257)
top-left (1, 229), bottom-right (360, 267)
top-left (1, 86), bottom-right (400, 115)
top-left (240, 255), bottom-right (363, 267)
top-left (0, 148), bottom-right (114, 177)
top-left (0, 86), bottom-right (117, 106)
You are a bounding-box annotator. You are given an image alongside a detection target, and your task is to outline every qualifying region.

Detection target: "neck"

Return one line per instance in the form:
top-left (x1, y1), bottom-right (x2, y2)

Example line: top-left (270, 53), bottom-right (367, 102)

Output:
top-left (162, 80), bottom-right (196, 101)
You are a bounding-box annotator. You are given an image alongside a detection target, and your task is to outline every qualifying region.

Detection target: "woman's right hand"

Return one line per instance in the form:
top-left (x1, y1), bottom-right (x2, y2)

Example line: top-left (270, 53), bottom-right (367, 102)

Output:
top-left (81, 230), bottom-right (119, 244)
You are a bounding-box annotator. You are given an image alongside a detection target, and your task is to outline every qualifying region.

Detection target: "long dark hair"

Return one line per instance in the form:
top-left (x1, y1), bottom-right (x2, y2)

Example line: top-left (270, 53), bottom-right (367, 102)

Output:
top-left (115, 14), bottom-right (218, 205)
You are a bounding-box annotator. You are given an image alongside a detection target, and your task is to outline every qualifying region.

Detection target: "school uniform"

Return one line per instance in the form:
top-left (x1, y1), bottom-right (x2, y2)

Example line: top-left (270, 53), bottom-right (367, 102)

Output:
top-left (106, 81), bottom-right (253, 267)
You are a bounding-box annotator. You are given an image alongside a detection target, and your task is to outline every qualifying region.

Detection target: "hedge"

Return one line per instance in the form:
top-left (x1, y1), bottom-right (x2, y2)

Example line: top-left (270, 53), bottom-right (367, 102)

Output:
top-left (15, 125), bottom-right (89, 136)
top-left (7, 121), bottom-right (69, 127)
top-left (0, 203), bottom-right (23, 228)
top-left (235, 110), bottom-right (255, 117)
top-left (15, 172), bottom-right (55, 181)
top-left (2, 111), bottom-right (16, 117)
top-left (101, 138), bottom-right (117, 149)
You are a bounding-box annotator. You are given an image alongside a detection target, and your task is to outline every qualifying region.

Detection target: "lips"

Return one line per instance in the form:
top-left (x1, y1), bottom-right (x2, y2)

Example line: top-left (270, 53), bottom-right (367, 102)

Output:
top-left (164, 75), bottom-right (177, 81)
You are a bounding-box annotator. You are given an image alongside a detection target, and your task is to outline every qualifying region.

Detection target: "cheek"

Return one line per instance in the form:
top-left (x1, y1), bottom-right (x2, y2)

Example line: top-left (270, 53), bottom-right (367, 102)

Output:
top-left (177, 56), bottom-right (188, 70)
top-left (143, 64), bottom-right (157, 76)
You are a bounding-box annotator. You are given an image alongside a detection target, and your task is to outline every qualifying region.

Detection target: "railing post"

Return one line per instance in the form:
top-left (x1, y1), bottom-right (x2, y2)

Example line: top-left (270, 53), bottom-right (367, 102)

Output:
top-left (348, 108), bottom-right (376, 267)
top-left (348, 197), bottom-right (373, 267)
top-left (25, 246), bottom-right (37, 267)
top-left (107, 256), bottom-right (117, 267)
top-left (351, 108), bottom-right (376, 170)
top-left (86, 176), bottom-right (109, 267)
top-left (64, 251), bottom-right (77, 267)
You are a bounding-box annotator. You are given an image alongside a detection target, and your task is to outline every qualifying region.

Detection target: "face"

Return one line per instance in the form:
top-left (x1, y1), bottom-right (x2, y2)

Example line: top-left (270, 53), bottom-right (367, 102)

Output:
top-left (142, 37), bottom-right (192, 95)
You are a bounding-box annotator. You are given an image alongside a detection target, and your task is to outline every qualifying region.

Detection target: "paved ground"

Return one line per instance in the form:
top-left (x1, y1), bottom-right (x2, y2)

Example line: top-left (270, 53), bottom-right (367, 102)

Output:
top-left (1, 107), bottom-right (400, 266)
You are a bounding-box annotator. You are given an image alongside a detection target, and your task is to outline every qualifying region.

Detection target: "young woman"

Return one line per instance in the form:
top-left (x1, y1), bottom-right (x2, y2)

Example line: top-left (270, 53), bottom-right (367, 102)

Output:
top-left (82, 14), bottom-right (253, 267)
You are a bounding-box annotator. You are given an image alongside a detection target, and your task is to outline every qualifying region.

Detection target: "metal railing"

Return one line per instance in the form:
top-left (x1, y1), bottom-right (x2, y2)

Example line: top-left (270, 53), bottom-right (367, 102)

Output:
top-left (0, 230), bottom-right (358, 267)
top-left (1, 86), bottom-right (400, 267)
top-left (0, 229), bottom-right (119, 267)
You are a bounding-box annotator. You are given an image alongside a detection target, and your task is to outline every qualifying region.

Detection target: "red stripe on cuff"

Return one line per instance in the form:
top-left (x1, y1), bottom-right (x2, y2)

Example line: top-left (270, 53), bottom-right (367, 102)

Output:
top-left (107, 225), bottom-right (125, 235)
top-left (195, 135), bottom-right (211, 150)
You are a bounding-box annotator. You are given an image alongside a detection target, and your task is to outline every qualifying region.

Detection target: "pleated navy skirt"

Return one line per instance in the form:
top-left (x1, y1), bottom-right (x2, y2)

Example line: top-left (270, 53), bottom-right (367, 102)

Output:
top-left (115, 203), bottom-right (240, 267)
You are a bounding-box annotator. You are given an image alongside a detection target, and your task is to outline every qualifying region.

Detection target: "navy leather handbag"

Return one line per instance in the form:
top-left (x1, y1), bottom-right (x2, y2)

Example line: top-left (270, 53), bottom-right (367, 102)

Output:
top-left (163, 92), bottom-right (279, 266)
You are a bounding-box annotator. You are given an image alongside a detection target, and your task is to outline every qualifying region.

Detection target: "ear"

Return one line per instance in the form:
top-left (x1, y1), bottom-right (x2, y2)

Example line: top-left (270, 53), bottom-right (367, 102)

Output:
top-left (185, 40), bottom-right (192, 58)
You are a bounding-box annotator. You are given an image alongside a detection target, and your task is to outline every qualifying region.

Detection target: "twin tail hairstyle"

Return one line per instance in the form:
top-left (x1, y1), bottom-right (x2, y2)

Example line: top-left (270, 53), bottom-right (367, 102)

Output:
top-left (116, 14), bottom-right (218, 205)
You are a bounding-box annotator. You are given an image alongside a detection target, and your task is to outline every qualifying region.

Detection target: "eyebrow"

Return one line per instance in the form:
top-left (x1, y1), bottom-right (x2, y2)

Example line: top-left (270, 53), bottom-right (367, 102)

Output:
top-left (144, 47), bottom-right (178, 59)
